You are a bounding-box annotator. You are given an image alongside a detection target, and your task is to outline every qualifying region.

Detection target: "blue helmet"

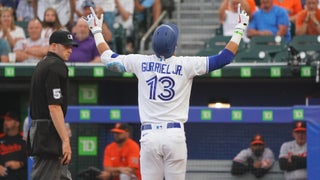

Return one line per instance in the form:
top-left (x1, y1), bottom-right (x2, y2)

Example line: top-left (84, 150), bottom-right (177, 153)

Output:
top-left (152, 23), bottom-right (179, 59)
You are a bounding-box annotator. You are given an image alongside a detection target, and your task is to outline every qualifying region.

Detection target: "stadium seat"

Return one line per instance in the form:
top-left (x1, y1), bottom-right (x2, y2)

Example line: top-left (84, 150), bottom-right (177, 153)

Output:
top-left (196, 47), bottom-right (223, 56)
top-left (249, 35), bottom-right (287, 56)
top-left (289, 35), bottom-right (320, 52)
top-left (215, 24), bottom-right (223, 36)
top-left (289, 35), bottom-right (320, 64)
top-left (234, 49), bottom-right (272, 63)
top-left (203, 35), bottom-right (246, 52)
top-left (273, 50), bottom-right (290, 62)
top-left (15, 21), bottom-right (29, 37)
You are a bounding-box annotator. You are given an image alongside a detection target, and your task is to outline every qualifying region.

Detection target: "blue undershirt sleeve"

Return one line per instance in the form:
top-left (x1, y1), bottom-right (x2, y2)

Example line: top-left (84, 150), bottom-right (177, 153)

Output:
top-left (208, 49), bottom-right (235, 72)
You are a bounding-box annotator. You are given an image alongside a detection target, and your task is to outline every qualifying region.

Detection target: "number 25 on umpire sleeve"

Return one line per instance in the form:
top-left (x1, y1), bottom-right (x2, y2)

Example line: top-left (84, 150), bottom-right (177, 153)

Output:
top-left (146, 76), bottom-right (175, 101)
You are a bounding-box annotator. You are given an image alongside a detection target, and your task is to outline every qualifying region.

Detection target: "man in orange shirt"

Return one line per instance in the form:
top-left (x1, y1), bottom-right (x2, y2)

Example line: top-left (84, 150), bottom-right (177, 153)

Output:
top-left (295, 0), bottom-right (320, 35)
top-left (98, 123), bottom-right (141, 180)
top-left (273, 0), bottom-right (303, 22)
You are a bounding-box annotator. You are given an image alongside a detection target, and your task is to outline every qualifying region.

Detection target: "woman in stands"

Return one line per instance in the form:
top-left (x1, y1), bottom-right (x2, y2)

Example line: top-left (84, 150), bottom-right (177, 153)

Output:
top-left (0, 7), bottom-right (26, 49)
top-left (41, 7), bottom-right (67, 44)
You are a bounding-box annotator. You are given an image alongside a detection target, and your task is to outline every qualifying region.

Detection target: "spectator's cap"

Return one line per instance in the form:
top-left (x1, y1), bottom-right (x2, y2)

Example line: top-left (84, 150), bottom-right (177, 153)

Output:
top-left (250, 134), bottom-right (265, 145)
top-left (49, 30), bottom-right (78, 47)
top-left (81, 0), bottom-right (95, 8)
top-left (293, 121), bottom-right (306, 132)
top-left (152, 23), bottom-right (179, 59)
top-left (1, 112), bottom-right (19, 122)
top-left (111, 123), bottom-right (130, 133)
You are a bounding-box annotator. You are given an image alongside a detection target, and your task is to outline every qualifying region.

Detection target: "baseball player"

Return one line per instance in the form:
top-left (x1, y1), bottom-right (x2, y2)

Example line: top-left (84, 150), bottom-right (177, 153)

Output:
top-left (231, 134), bottom-right (275, 178)
top-left (279, 121), bottom-right (307, 180)
top-left (82, 5), bottom-right (249, 180)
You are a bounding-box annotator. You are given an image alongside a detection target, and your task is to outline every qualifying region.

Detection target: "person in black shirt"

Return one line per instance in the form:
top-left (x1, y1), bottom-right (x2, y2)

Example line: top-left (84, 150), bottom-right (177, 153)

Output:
top-left (0, 112), bottom-right (27, 180)
top-left (28, 30), bottom-right (77, 180)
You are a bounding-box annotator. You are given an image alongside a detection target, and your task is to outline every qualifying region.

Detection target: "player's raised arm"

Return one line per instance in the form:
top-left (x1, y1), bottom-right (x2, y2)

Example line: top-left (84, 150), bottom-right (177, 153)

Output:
top-left (226, 4), bottom-right (249, 54)
top-left (82, 7), bottom-right (109, 55)
top-left (207, 4), bottom-right (249, 72)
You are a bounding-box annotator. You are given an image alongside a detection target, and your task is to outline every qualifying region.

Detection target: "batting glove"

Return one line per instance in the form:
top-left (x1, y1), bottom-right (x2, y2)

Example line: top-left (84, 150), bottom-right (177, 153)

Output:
top-left (82, 7), bottom-right (103, 35)
top-left (231, 4), bottom-right (249, 45)
top-left (234, 10), bottom-right (249, 37)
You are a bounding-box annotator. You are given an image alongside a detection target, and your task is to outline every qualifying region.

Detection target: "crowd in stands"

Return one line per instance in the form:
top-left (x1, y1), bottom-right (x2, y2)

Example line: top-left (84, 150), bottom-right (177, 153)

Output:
top-left (188, 0), bottom-right (320, 63)
top-left (1, 0), bottom-right (320, 63)
top-left (0, 0), bottom-right (170, 63)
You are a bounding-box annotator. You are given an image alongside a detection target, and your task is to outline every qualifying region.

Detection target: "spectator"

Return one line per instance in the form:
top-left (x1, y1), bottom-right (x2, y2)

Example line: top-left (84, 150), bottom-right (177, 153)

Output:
top-left (80, 0), bottom-right (96, 17)
top-left (134, 0), bottom-right (162, 25)
top-left (0, 38), bottom-right (9, 62)
top-left (92, 0), bottom-right (116, 35)
top-left (219, 0), bottom-right (252, 36)
top-left (0, 7), bottom-right (26, 49)
top-left (151, 0), bottom-right (162, 24)
top-left (273, 0), bottom-right (303, 22)
top-left (247, 0), bottom-right (291, 42)
top-left (41, 7), bottom-right (67, 44)
top-left (279, 121), bottom-right (307, 180)
top-left (16, 0), bottom-right (34, 22)
top-left (97, 123), bottom-right (141, 180)
top-left (92, 6), bottom-right (113, 43)
top-left (69, 19), bottom-right (100, 63)
top-left (247, 0), bottom-right (258, 15)
top-left (134, 0), bottom-right (162, 52)
top-left (0, 0), bottom-right (19, 10)
top-left (114, 0), bottom-right (135, 53)
top-left (0, 112), bottom-right (27, 180)
top-left (231, 134), bottom-right (275, 178)
top-left (295, 0), bottom-right (320, 35)
top-left (0, 0), bottom-right (19, 20)
top-left (32, 0), bottom-right (76, 29)
top-left (13, 18), bottom-right (48, 63)
top-left (76, 1), bottom-right (113, 43)
top-left (73, 0), bottom-right (86, 25)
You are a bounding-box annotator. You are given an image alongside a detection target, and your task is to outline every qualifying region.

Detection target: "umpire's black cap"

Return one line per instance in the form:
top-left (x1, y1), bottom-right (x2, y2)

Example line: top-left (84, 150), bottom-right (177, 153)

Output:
top-left (49, 30), bottom-right (78, 47)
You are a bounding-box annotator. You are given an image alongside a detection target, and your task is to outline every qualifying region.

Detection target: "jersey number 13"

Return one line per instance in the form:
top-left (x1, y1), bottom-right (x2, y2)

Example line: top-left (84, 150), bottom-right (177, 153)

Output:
top-left (146, 76), bottom-right (175, 101)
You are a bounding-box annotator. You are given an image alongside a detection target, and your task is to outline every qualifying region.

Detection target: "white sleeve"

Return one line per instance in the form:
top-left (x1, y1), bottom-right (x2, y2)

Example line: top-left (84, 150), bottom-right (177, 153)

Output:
top-left (262, 148), bottom-right (275, 168)
top-left (279, 142), bottom-right (289, 158)
top-left (233, 149), bottom-right (250, 163)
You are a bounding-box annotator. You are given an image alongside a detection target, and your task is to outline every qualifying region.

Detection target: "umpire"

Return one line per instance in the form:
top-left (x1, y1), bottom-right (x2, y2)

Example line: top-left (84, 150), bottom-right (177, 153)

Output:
top-left (28, 30), bottom-right (77, 180)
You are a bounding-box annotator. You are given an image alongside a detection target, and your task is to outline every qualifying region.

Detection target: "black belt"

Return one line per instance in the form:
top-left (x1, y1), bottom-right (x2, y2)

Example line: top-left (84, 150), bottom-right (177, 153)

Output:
top-left (141, 122), bottom-right (181, 131)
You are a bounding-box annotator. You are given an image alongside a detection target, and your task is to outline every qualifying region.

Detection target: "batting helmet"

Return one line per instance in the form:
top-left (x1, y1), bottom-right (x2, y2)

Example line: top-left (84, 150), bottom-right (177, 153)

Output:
top-left (152, 23), bottom-right (179, 59)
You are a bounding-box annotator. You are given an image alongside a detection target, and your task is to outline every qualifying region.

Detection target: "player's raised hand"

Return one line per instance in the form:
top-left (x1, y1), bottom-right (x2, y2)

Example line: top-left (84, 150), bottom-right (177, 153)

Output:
top-left (234, 3), bottom-right (249, 36)
top-left (81, 7), bottom-right (103, 35)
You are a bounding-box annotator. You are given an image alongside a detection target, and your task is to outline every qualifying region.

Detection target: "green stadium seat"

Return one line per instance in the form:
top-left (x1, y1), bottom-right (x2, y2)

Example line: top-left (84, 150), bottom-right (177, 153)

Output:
top-left (249, 35), bottom-right (287, 56)
top-left (196, 47), bottom-right (223, 56)
top-left (203, 35), bottom-right (247, 52)
top-left (215, 24), bottom-right (223, 36)
top-left (273, 50), bottom-right (290, 62)
top-left (289, 35), bottom-right (320, 52)
top-left (15, 21), bottom-right (29, 37)
top-left (288, 35), bottom-right (320, 64)
top-left (234, 49), bottom-right (272, 63)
